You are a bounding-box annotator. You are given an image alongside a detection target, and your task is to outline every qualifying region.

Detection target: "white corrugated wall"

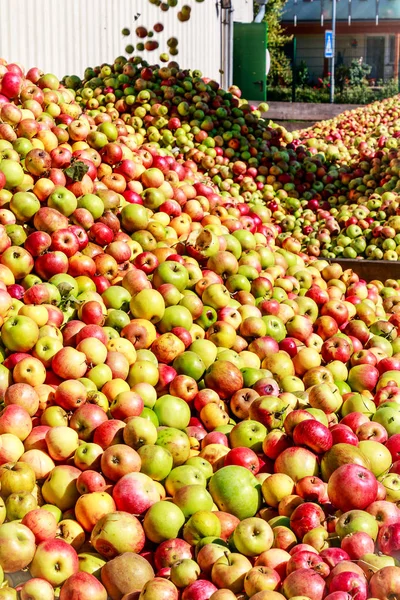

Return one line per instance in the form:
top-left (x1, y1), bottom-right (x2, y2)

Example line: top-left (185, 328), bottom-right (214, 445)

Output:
top-left (0, 0), bottom-right (225, 81)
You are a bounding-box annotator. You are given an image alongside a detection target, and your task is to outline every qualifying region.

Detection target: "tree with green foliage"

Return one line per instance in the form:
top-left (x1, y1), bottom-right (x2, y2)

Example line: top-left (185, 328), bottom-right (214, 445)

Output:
top-left (254, 0), bottom-right (293, 86)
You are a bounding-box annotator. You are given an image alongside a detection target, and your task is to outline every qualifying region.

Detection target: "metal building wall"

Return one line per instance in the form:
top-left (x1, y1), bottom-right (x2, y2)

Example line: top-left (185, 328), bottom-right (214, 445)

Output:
top-left (0, 0), bottom-right (222, 81)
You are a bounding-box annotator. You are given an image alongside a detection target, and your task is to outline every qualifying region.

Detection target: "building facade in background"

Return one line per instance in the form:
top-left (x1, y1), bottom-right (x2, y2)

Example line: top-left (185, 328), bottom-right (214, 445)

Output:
top-left (0, 0), bottom-right (252, 84)
top-left (282, 0), bottom-right (400, 82)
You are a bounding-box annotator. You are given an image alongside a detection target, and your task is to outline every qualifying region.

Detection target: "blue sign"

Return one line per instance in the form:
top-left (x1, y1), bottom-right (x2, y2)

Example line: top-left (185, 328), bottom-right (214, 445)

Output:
top-left (325, 30), bottom-right (333, 58)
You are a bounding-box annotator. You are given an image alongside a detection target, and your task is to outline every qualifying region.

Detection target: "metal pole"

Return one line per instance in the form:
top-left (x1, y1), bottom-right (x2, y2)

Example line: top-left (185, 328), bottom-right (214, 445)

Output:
top-left (227, 5), bottom-right (234, 88)
top-left (330, 0), bottom-right (336, 103)
top-left (292, 36), bottom-right (297, 102)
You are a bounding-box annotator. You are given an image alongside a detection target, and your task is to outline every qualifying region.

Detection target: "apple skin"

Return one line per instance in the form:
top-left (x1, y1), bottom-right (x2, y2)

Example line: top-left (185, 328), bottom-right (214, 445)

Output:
top-left (90, 511), bottom-right (145, 559)
top-left (370, 566), bottom-right (400, 600)
top-left (209, 465), bottom-right (262, 520)
top-left (327, 464), bottom-right (378, 512)
top-left (59, 572), bottom-right (108, 600)
top-left (100, 552), bottom-right (154, 600)
top-left (282, 568), bottom-right (327, 600)
top-left (0, 521), bottom-right (36, 573)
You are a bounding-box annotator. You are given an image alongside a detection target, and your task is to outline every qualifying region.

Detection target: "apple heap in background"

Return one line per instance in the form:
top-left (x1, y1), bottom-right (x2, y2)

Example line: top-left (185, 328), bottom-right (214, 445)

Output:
top-left (1, 56), bottom-right (400, 600)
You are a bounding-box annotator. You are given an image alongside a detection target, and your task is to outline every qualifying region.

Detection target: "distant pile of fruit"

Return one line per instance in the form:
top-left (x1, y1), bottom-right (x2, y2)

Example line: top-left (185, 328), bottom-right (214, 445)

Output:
top-left (1, 52), bottom-right (400, 600)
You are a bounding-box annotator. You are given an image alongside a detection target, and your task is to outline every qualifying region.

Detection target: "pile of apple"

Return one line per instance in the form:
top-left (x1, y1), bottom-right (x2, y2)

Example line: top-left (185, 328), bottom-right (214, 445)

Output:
top-left (61, 55), bottom-right (400, 261)
top-left (1, 56), bottom-right (400, 600)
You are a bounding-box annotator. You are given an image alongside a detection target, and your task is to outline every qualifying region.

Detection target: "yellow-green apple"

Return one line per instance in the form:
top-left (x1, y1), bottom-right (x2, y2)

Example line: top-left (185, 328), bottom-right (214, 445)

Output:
top-left (41, 465), bottom-right (80, 511)
top-left (173, 485), bottom-right (214, 518)
top-left (170, 558), bottom-right (200, 588)
top-left (274, 447), bottom-right (319, 483)
top-left (262, 474), bottom-right (295, 508)
top-left (5, 490), bottom-right (37, 520)
top-left (45, 426), bottom-right (79, 462)
top-left (233, 517), bottom-right (273, 557)
top-left (90, 511), bottom-right (145, 559)
top-left (153, 394), bottom-right (191, 430)
top-left (123, 417), bottom-right (158, 450)
top-left (143, 500), bottom-right (185, 543)
top-left (335, 510), bottom-right (379, 540)
top-left (211, 553), bottom-right (253, 594)
top-left (30, 538), bottom-right (79, 587)
top-left (321, 444), bottom-right (371, 481)
top-left (357, 440), bottom-right (391, 476)
top-left (165, 466), bottom-right (207, 496)
top-left (0, 461), bottom-right (35, 497)
top-left (183, 510), bottom-right (221, 546)
top-left (19, 578), bottom-right (55, 600)
top-left (1, 315), bottom-right (39, 352)
top-left (209, 465), bottom-right (262, 520)
top-left (137, 444), bottom-right (173, 482)
top-left (155, 427), bottom-right (191, 466)
top-left (0, 522), bottom-right (36, 572)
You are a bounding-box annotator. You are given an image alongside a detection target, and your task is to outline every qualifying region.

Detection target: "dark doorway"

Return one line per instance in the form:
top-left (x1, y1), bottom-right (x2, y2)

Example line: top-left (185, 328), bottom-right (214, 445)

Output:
top-left (366, 36), bottom-right (385, 80)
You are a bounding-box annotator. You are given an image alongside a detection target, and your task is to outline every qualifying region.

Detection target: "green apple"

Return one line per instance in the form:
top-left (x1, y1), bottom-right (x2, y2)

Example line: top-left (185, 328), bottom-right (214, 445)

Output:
top-left (229, 420), bottom-right (267, 452)
top-left (170, 558), bottom-right (201, 588)
top-left (185, 457), bottom-right (214, 481)
top-left (183, 510), bottom-right (221, 545)
top-left (153, 261), bottom-right (189, 292)
top-left (143, 500), bottom-right (185, 543)
top-left (173, 484), bottom-right (214, 518)
top-left (41, 465), bottom-right (80, 511)
top-left (10, 192), bottom-right (40, 223)
top-left (130, 289), bottom-right (165, 323)
top-left (154, 395), bottom-right (191, 430)
top-left (233, 517), bottom-right (273, 556)
top-left (189, 339), bottom-right (218, 369)
top-left (336, 509), bottom-right (379, 540)
top-left (209, 466), bottom-right (262, 520)
top-left (77, 194), bottom-right (104, 220)
top-left (202, 284), bottom-right (231, 310)
top-left (1, 315), bottom-right (39, 352)
top-left (321, 443), bottom-right (371, 481)
top-left (262, 316), bottom-right (286, 342)
top-left (123, 417), bottom-right (158, 450)
top-left (378, 473), bottom-right (400, 502)
top-left (5, 491), bottom-right (37, 521)
top-left (158, 306), bottom-right (193, 333)
top-left (78, 552), bottom-right (106, 580)
top-left (173, 352), bottom-right (206, 381)
top-left (137, 445), bottom-right (173, 481)
top-left (156, 427), bottom-right (191, 466)
top-left (102, 286), bottom-right (132, 312)
top-left (358, 440), bottom-right (392, 477)
top-left (165, 465), bottom-right (207, 496)
top-left (373, 407), bottom-right (400, 436)
top-left (0, 160), bottom-right (24, 190)
top-left (47, 186), bottom-right (77, 216)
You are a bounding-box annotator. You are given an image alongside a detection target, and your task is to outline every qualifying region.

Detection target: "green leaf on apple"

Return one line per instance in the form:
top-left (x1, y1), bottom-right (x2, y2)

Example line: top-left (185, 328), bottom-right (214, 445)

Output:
top-left (64, 161), bottom-right (89, 182)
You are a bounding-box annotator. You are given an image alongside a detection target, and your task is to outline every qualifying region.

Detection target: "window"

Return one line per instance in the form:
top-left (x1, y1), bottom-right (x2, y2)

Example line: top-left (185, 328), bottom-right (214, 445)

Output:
top-left (389, 36), bottom-right (395, 63)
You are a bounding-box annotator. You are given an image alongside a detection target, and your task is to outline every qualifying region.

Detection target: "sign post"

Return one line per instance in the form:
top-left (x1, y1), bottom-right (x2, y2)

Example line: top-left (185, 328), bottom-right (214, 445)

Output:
top-left (326, 0), bottom-right (336, 103)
